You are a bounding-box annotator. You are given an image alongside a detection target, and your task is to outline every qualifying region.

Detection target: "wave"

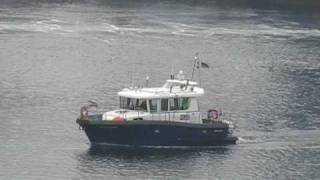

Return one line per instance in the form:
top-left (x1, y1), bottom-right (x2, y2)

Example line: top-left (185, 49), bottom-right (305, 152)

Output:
top-left (0, 19), bottom-right (74, 33)
top-left (1, 18), bottom-right (320, 40)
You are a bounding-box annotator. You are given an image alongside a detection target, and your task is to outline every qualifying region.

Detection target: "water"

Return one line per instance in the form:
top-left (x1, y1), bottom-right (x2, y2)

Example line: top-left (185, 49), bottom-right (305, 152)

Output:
top-left (0, 0), bottom-right (320, 179)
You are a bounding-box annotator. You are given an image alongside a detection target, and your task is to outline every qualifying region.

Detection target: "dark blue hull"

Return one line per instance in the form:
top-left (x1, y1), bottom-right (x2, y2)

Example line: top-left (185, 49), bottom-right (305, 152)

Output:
top-left (77, 119), bottom-right (237, 148)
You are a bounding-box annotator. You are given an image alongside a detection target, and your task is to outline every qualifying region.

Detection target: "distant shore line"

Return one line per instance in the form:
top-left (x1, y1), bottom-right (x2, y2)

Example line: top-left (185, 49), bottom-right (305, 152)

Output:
top-left (214, 0), bottom-right (320, 10)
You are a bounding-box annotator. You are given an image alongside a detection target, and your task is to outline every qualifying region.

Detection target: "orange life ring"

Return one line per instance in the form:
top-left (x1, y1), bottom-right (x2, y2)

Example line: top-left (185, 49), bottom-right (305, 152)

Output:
top-left (208, 109), bottom-right (219, 120)
top-left (112, 115), bottom-right (124, 122)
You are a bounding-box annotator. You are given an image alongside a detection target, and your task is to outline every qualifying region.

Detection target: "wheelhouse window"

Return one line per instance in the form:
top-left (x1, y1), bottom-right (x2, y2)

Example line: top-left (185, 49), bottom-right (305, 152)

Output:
top-left (159, 98), bottom-right (190, 112)
top-left (169, 98), bottom-right (179, 111)
top-left (149, 99), bottom-right (157, 112)
top-left (181, 97), bottom-right (190, 110)
top-left (161, 99), bottom-right (168, 112)
top-left (169, 98), bottom-right (190, 111)
top-left (120, 97), bottom-right (147, 111)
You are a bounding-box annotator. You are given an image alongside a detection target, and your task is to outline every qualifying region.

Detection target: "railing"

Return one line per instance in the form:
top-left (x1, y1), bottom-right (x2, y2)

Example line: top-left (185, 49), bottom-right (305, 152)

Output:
top-left (81, 103), bottom-right (226, 123)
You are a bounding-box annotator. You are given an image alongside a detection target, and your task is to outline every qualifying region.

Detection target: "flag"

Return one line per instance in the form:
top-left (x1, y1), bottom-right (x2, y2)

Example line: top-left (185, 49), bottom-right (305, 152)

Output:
top-left (196, 61), bottom-right (209, 69)
top-left (88, 100), bottom-right (98, 107)
top-left (191, 53), bottom-right (209, 80)
top-left (201, 62), bottom-right (209, 68)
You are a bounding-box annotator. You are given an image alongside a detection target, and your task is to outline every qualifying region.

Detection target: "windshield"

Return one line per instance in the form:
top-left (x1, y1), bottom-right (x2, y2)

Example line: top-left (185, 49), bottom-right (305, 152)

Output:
top-left (120, 97), bottom-right (147, 111)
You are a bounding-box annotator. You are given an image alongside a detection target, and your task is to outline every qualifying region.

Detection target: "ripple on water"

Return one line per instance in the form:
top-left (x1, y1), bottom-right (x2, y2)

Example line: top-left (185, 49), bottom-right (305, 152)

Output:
top-left (0, 1), bottom-right (320, 180)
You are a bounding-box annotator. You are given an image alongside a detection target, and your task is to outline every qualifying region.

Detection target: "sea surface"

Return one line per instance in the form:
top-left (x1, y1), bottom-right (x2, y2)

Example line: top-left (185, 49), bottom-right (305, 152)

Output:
top-left (0, 0), bottom-right (320, 179)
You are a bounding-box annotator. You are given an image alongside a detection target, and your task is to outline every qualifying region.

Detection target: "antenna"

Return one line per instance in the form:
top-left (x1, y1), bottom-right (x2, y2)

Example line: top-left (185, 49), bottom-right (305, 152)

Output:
top-left (185, 79), bottom-right (189, 90)
top-left (198, 55), bottom-right (202, 86)
top-left (171, 64), bottom-right (175, 80)
top-left (130, 68), bottom-right (133, 87)
top-left (146, 75), bottom-right (149, 87)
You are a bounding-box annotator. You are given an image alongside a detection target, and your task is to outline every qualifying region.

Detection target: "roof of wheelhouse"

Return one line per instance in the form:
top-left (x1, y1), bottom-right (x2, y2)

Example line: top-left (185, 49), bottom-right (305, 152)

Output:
top-left (118, 79), bottom-right (204, 99)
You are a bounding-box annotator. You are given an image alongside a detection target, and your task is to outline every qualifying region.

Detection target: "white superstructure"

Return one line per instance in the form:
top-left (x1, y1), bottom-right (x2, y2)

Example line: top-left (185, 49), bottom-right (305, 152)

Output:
top-left (102, 71), bottom-right (205, 123)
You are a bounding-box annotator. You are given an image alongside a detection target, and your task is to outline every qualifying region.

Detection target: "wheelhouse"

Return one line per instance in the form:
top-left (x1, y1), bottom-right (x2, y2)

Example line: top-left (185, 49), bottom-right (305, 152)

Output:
top-left (102, 71), bottom-right (205, 123)
top-left (119, 96), bottom-right (198, 113)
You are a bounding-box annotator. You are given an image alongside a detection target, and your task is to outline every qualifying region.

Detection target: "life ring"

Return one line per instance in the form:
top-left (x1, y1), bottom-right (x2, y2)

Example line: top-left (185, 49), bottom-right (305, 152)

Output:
top-left (112, 115), bottom-right (124, 122)
top-left (208, 109), bottom-right (219, 120)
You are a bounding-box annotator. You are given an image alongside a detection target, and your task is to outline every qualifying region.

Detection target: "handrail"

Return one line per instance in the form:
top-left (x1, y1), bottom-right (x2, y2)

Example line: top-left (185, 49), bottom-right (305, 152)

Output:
top-left (83, 108), bottom-right (225, 122)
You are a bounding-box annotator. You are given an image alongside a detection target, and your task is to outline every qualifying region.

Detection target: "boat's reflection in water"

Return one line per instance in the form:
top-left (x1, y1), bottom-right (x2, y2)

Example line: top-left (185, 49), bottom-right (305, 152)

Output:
top-left (87, 144), bottom-right (232, 157)
top-left (76, 145), bottom-right (233, 178)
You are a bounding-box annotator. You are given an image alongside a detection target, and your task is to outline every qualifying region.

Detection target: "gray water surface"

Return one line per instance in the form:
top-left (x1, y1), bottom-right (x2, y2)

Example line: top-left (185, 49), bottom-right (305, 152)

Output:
top-left (0, 0), bottom-right (320, 179)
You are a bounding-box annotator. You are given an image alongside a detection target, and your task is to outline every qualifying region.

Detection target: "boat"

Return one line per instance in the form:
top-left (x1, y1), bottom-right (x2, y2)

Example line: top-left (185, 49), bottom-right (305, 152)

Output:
top-left (76, 58), bottom-right (238, 148)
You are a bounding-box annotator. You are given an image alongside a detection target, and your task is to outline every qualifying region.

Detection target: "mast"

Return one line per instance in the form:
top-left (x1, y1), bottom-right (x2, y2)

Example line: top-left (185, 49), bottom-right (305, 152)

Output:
top-left (191, 52), bottom-right (199, 80)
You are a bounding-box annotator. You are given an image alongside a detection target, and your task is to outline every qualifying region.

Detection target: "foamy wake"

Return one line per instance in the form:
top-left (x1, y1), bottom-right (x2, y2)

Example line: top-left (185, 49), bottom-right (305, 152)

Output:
top-left (1, 17), bottom-right (319, 39)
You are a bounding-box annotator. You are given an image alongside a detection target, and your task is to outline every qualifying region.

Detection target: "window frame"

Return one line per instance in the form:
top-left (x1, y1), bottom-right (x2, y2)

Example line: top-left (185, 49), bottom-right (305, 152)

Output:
top-left (161, 99), bottom-right (169, 112)
top-left (168, 97), bottom-right (190, 111)
top-left (148, 99), bottom-right (158, 113)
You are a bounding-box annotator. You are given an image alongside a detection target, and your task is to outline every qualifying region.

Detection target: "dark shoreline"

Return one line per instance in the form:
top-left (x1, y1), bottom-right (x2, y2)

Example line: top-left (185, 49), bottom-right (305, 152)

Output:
top-left (1, 0), bottom-right (320, 11)
top-left (215, 0), bottom-right (320, 11)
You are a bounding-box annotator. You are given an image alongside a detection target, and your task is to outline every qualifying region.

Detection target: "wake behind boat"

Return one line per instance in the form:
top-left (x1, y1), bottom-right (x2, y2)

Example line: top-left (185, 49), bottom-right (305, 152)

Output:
top-left (76, 55), bottom-right (238, 148)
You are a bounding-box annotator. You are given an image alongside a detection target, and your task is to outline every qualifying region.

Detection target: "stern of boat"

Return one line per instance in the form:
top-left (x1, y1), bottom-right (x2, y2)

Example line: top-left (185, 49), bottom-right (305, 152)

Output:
top-left (203, 109), bottom-right (238, 144)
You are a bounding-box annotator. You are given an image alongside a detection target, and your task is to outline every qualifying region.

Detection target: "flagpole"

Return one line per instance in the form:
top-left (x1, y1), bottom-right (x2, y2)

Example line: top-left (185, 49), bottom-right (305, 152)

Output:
top-left (191, 52), bottom-right (199, 80)
top-left (199, 57), bottom-right (202, 87)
